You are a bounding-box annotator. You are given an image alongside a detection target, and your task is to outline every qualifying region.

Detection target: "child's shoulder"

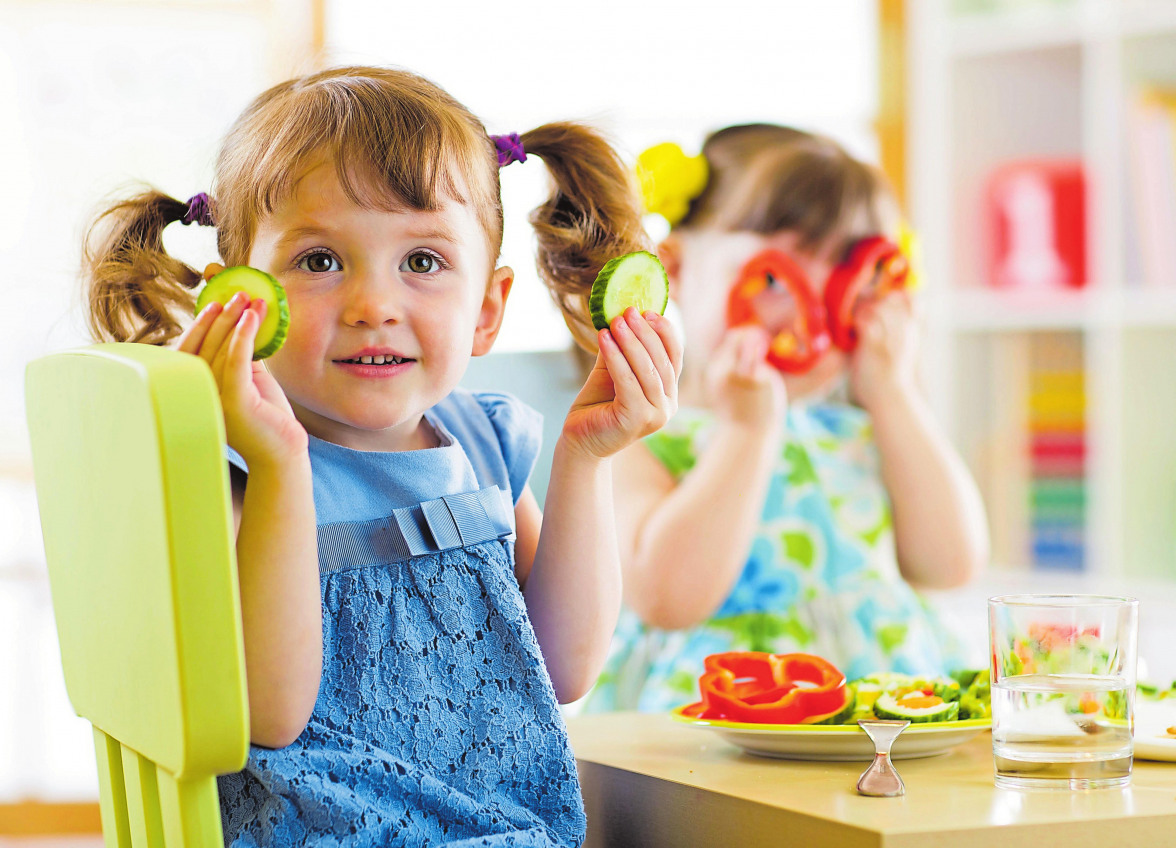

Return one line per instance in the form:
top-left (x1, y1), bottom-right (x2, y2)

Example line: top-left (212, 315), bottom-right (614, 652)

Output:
top-left (432, 388), bottom-right (543, 454)
top-left (431, 388), bottom-right (543, 506)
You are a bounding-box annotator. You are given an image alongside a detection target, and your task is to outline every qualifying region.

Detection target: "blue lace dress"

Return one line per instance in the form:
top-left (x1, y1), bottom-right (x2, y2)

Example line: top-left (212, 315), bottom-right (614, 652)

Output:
top-left (217, 389), bottom-right (586, 847)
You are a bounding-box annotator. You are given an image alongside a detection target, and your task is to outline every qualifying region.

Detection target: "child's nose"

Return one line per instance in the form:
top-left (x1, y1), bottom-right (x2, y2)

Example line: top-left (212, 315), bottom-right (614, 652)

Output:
top-left (341, 270), bottom-right (405, 327)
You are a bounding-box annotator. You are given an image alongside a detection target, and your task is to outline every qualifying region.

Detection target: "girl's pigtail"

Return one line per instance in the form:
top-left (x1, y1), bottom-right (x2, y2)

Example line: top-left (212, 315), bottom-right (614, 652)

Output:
top-left (520, 123), bottom-right (649, 352)
top-left (82, 189), bottom-right (205, 346)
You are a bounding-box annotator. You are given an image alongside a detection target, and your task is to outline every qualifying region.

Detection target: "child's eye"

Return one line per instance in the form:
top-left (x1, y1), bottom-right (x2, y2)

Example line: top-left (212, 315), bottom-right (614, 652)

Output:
top-left (297, 250), bottom-right (341, 273)
top-left (400, 251), bottom-right (445, 274)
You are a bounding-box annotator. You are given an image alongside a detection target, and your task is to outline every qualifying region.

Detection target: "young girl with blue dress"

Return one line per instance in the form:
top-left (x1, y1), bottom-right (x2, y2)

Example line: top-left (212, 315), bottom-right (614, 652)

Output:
top-left (82, 65), bottom-right (681, 846)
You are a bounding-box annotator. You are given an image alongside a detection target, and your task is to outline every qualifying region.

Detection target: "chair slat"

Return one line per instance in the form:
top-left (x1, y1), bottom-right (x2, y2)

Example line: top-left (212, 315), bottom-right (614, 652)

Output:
top-left (120, 743), bottom-right (166, 848)
top-left (92, 727), bottom-right (132, 848)
top-left (158, 768), bottom-right (226, 848)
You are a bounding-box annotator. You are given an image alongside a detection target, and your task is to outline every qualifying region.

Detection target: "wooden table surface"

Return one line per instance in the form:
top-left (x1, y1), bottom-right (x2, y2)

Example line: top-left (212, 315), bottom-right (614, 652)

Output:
top-left (566, 712), bottom-right (1176, 848)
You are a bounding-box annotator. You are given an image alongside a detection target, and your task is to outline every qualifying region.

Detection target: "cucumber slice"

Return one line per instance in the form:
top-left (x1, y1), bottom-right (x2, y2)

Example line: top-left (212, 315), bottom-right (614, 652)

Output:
top-left (873, 692), bottom-right (960, 723)
top-left (589, 251), bottom-right (669, 332)
top-left (194, 266), bottom-right (290, 360)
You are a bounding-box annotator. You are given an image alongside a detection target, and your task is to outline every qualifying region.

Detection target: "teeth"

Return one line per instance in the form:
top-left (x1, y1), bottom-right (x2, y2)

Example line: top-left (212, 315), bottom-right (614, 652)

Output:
top-left (344, 355), bottom-right (406, 365)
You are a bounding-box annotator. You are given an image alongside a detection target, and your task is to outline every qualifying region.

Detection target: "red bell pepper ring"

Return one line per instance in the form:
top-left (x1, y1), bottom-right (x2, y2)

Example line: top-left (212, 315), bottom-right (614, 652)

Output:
top-left (685, 651), bottom-right (848, 724)
top-left (824, 236), bottom-right (911, 352)
top-left (726, 251), bottom-right (830, 374)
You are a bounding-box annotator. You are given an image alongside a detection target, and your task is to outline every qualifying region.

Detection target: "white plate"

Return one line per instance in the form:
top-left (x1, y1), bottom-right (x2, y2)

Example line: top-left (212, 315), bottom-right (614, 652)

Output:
top-left (1134, 700), bottom-right (1176, 763)
top-left (671, 706), bottom-right (991, 761)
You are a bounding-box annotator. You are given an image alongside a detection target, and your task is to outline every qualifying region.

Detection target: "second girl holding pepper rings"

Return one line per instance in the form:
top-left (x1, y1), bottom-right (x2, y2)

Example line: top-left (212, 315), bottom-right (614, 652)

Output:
top-left (584, 124), bottom-right (990, 714)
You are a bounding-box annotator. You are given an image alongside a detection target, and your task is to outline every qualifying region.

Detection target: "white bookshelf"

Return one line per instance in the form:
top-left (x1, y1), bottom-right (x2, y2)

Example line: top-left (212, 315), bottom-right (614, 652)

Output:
top-left (909, 0), bottom-right (1176, 581)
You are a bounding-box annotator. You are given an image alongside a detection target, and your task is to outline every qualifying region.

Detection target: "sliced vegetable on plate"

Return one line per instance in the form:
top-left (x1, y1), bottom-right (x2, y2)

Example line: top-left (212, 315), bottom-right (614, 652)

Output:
top-left (673, 651), bottom-right (992, 761)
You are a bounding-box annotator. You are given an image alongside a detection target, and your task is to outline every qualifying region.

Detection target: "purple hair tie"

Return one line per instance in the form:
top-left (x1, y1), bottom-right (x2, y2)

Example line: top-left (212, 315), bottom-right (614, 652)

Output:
top-left (491, 133), bottom-right (526, 168)
top-left (181, 192), bottom-right (214, 227)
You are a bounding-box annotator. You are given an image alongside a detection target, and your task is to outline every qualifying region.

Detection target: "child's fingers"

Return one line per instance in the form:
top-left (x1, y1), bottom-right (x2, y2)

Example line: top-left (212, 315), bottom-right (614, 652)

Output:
top-left (209, 299), bottom-right (261, 386)
top-left (199, 292), bottom-right (251, 364)
top-left (649, 311), bottom-right (684, 380)
top-left (176, 301), bottom-right (224, 355)
top-left (597, 329), bottom-right (645, 411)
top-left (736, 329), bottom-right (770, 378)
top-left (221, 306), bottom-right (261, 401)
top-left (609, 309), bottom-right (669, 408)
top-left (623, 309), bottom-right (677, 400)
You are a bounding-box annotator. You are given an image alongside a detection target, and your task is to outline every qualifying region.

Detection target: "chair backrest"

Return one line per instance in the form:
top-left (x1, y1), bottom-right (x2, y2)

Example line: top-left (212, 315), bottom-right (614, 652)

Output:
top-left (25, 343), bottom-right (249, 847)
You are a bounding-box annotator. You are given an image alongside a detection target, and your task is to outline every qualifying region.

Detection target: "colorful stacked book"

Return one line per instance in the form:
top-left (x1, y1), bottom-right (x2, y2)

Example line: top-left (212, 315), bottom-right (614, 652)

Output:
top-left (1027, 339), bottom-right (1085, 570)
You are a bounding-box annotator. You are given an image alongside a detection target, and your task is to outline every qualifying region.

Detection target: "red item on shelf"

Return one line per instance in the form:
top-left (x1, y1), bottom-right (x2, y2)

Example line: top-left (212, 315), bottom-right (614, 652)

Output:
top-left (987, 160), bottom-right (1086, 289)
top-left (1030, 433), bottom-right (1086, 460)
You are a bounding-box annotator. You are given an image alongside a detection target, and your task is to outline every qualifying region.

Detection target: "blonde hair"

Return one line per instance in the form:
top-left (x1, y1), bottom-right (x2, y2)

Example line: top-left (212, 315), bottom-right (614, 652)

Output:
top-left (84, 66), bottom-right (647, 351)
top-left (678, 124), bottom-right (901, 260)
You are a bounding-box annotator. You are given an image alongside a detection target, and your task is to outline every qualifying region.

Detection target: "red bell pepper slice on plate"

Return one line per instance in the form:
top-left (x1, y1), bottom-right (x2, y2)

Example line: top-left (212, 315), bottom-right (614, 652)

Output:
top-left (682, 651), bottom-right (849, 725)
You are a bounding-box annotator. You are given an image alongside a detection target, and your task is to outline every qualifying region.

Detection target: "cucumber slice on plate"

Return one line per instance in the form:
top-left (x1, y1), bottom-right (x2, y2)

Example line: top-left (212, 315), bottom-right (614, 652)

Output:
top-left (873, 691), bottom-right (960, 723)
top-left (589, 250), bottom-right (669, 332)
top-left (195, 266), bottom-right (290, 360)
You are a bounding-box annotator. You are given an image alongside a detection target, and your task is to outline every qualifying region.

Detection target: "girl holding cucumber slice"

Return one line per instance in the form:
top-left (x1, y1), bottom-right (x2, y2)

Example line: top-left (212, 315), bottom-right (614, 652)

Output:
top-left (585, 124), bottom-right (989, 714)
top-left (81, 66), bottom-right (680, 847)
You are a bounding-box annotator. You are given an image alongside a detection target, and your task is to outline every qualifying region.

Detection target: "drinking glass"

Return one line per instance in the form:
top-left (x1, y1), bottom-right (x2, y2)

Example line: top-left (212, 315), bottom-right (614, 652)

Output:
top-left (989, 594), bottom-right (1138, 790)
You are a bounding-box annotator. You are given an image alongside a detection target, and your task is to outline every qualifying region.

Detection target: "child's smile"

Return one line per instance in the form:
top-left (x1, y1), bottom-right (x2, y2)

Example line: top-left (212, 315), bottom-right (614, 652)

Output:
top-left (247, 160), bottom-right (509, 452)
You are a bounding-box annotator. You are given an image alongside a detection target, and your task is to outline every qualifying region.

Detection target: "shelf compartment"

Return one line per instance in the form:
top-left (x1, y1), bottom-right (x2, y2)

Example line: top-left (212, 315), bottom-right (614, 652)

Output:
top-left (949, 3), bottom-right (1087, 57)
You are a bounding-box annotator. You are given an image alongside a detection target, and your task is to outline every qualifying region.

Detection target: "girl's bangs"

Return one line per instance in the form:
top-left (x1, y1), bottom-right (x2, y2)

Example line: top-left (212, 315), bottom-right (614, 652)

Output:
top-left (251, 106), bottom-right (488, 218)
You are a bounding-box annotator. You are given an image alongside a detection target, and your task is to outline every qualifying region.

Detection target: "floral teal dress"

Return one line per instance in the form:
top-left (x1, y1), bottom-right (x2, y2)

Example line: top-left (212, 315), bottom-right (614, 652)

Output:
top-left (584, 400), bottom-right (966, 714)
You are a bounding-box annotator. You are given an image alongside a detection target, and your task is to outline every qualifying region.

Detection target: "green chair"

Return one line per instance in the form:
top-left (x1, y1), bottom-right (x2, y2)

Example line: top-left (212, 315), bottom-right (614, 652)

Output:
top-left (25, 343), bottom-right (249, 847)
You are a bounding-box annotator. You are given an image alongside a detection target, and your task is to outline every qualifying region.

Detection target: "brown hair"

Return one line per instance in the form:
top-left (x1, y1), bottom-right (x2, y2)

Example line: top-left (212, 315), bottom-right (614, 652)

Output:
top-left (83, 66), bottom-right (646, 352)
top-left (677, 124), bottom-right (901, 261)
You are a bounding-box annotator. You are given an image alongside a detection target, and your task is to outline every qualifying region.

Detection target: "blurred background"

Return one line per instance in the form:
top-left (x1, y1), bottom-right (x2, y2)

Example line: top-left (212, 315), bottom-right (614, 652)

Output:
top-left (2, 0), bottom-right (1175, 838)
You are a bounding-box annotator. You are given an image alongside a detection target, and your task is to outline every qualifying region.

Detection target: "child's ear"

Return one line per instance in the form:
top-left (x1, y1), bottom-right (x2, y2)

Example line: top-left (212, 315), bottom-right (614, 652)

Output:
top-left (472, 265), bottom-right (513, 356)
top-left (657, 235), bottom-right (682, 300)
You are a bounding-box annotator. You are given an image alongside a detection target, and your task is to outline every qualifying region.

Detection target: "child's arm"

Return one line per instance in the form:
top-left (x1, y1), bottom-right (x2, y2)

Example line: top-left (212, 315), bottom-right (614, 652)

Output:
top-left (178, 286), bottom-right (322, 748)
top-left (516, 307), bottom-right (681, 703)
top-left (851, 294), bottom-right (989, 588)
top-left (609, 326), bottom-right (787, 631)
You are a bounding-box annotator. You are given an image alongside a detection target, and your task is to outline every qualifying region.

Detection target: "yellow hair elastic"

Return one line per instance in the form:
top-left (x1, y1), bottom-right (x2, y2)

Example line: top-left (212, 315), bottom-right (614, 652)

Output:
top-left (897, 222), bottom-right (922, 291)
top-left (636, 142), bottom-right (709, 227)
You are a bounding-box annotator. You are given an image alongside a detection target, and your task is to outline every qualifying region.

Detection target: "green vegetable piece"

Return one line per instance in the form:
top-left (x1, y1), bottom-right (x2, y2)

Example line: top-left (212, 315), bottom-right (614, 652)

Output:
top-left (195, 266), bottom-right (290, 360)
top-left (589, 251), bottom-right (669, 332)
top-left (873, 692), bottom-right (960, 723)
top-left (952, 669), bottom-right (981, 689)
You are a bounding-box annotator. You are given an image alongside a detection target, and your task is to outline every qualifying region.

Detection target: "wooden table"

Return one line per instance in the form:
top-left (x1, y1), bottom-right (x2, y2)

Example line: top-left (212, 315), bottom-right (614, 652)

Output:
top-left (566, 712), bottom-right (1176, 848)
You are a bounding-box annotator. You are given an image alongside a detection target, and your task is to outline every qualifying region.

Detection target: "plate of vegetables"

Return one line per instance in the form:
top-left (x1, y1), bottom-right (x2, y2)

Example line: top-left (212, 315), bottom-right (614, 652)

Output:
top-left (672, 652), bottom-right (991, 761)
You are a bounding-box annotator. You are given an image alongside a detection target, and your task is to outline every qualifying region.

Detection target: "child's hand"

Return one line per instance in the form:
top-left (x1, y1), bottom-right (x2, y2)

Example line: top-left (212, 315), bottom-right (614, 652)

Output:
top-left (706, 325), bottom-right (787, 430)
top-left (849, 291), bottom-right (921, 411)
top-left (175, 264), bottom-right (308, 468)
top-left (561, 308), bottom-right (682, 459)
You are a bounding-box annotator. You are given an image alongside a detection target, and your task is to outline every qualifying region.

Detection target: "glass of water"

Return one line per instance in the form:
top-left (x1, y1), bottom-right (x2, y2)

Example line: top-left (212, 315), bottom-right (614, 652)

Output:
top-left (988, 594), bottom-right (1138, 790)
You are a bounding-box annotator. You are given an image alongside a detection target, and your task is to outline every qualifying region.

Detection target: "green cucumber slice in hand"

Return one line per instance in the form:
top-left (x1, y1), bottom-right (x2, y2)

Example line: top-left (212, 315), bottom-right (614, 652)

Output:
top-left (195, 266), bottom-right (290, 360)
top-left (589, 250), bottom-right (669, 332)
